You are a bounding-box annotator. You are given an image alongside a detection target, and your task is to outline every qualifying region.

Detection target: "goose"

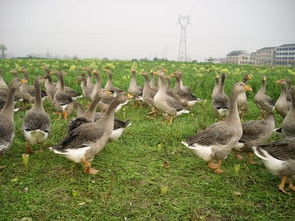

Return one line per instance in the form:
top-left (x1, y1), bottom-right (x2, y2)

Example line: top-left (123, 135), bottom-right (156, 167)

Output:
top-left (0, 70), bottom-right (9, 109)
top-left (0, 78), bottom-right (26, 154)
top-left (49, 93), bottom-right (130, 174)
top-left (254, 76), bottom-right (274, 117)
top-left (81, 67), bottom-right (95, 92)
top-left (45, 71), bottom-right (82, 100)
top-left (237, 74), bottom-right (252, 119)
top-left (104, 69), bottom-right (122, 93)
top-left (67, 92), bottom-right (103, 133)
top-left (253, 137), bottom-right (295, 193)
top-left (212, 73), bottom-right (230, 118)
top-left (182, 82), bottom-right (252, 173)
top-left (66, 94), bottom-right (131, 141)
top-left (275, 78), bottom-right (291, 118)
top-left (78, 73), bottom-right (93, 100)
top-left (54, 72), bottom-right (82, 100)
top-left (128, 69), bottom-right (143, 100)
top-left (153, 71), bottom-right (189, 124)
top-left (14, 68), bottom-right (47, 103)
top-left (211, 75), bottom-right (220, 99)
top-left (234, 111), bottom-right (275, 164)
top-left (53, 72), bottom-right (74, 119)
top-left (0, 70), bottom-right (23, 110)
top-left (281, 86), bottom-right (295, 138)
top-left (140, 71), bottom-right (157, 107)
top-left (22, 77), bottom-right (51, 154)
top-left (174, 71), bottom-right (191, 93)
top-left (90, 70), bottom-right (102, 101)
top-left (149, 70), bottom-right (158, 91)
top-left (172, 71), bottom-right (201, 107)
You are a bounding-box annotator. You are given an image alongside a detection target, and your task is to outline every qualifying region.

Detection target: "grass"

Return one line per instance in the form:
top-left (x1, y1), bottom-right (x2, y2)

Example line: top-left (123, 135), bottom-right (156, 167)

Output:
top-left (0, 59), bottom-right (295, 220)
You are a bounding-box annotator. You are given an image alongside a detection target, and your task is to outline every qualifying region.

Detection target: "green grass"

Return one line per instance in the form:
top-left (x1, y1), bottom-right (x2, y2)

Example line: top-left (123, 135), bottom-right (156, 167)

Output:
top-left (0, 59), bottom-right (295, 220)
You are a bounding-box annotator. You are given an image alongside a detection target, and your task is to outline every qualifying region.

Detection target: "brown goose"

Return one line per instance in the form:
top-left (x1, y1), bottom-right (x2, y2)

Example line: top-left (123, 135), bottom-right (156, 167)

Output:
top-left (153, 71), bottom-right (189, 124)
top-left (149, 71), bottom-right (158, 91)
top-left (0, 79), bottom-right (26, 154)
top-left (0, 70), bottom-right (8, 109)
top-left (49, 93), bottom-right (129, 174)
top-left (211, 75), bottom-right (220, 99)
top-left (237, 74), bottom-right (252, 119)
top-left (45, 71), bottom-right (81, 100)
top-left (22, 77), bottom-right (51, 154)
top-left (253, 137), bottom-right (295, 193)
top-left (55, 72), bottom-right (81, 100)
top-left (212, 73), bottom-right (230, 118)
top-left (0, 70), bottom-right (23, 110)
top-left (234, 111), bottom-right (275, 164)
top-left (182, 82), bottom-right (252, 173)
top-left (53, 72), bottom-right (73, 119)
top-left (14, 68), bottom-right (47, 103)
top-left (78, 73), bottom-right (93, 100)
top-left (104, 70), bottom-right (122, 92)
top-left (67, 92), bottom-right (102, 133)
top-left (128, 69), bottom-right (143, 100)
top-left (81, 67), bottom-right (95, 92)
top-left (254, 76), bottom-right (274, 117)
top-left (140, 71), bottom-right (157, 108)
top-left (174, 71), bottom-right (191, 93)
top-left (172, 71), bottom-right (201, 107)
top-left (90, 70), bottom-right (102, 101)
top-left (281, 86), bottom-right (295, 138)
top-left (66, 93), bottom-right (131, 141)
top-left (275, 78), bottom-right (291, 118)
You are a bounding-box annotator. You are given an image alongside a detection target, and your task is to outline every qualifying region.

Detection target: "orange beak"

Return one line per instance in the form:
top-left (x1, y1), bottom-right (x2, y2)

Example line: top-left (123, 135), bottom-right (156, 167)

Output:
top-left (20, 79), bottom-right (28, 84)
top-left (243, 85), bottom-right (252, 91)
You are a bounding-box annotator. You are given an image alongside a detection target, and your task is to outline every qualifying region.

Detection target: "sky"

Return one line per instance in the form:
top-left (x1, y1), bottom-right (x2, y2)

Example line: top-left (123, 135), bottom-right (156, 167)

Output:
top-left (0, 0), bottom-right (294, 61)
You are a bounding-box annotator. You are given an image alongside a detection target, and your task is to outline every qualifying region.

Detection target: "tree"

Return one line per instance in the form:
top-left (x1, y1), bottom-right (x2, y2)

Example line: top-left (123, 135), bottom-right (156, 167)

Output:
top-left (0, 44), bottom-right (7, 58)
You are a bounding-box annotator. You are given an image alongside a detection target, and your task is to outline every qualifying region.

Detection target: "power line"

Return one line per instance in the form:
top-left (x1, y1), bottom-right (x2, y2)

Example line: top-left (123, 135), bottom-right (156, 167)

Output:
top-left (0, 30), bottom-right (293, 43)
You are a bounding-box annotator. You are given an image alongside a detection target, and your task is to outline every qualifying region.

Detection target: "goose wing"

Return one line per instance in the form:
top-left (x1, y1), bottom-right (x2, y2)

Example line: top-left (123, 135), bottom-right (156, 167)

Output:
top-left (186, 122), bottom-right (235, 146)
top-left (258, 138), bottom-right (295, 161)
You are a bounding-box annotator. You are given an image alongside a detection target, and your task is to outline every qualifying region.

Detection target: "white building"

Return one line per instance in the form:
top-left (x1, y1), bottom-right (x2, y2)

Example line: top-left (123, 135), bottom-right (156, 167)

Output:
top-left (226, 50), bottom-right (253, 65)
top-left (256, 47), bottom-right (276, 66)
top-left (275, 44), bottom-right (295, 66)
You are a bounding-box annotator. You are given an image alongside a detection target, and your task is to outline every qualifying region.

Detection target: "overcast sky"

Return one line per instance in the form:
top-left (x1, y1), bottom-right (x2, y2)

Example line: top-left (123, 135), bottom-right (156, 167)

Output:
top-left (0, 0), bottom-right (294, 61)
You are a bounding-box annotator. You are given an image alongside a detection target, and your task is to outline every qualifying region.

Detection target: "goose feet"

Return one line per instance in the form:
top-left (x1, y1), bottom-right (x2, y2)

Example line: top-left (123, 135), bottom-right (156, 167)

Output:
top-left (208, 161), bottom-right (218, 169)
top-left (214, 160), bottom-right (224, 174)
top-left (278, 176), bottom-right (287, 194)
top-left (63, 111), bottom-right (68, 119)
top-left (25, 143), bottom-right (33, 154)
top-left (148, 109), bottom-right (158, 116)
top-left (235, 154), bottom-right (244, 160)
top-left (289, 182), bottom-right (295, 191)
top-left (82, 158), bottom-right (99, 175)
top-left (247, 152), bottom-right (256, 165)
top-left (167, 115), bottom-right (175, 125)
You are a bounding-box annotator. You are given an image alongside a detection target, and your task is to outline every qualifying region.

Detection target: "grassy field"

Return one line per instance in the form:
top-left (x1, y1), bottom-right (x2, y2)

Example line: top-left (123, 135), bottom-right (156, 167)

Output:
top-left (0, 59), bottom-right (295, 220)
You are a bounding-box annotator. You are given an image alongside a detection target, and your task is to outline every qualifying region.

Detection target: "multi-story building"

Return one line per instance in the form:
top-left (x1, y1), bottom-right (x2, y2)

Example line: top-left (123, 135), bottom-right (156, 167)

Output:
top-left (250, 52), bottom-right (256, 65)
top-left (275, 44), bottom-right (295, 66)
top-left (226, 50), bottom-right (252, 65)
top-left (255, 47), bottom-right (276, 66)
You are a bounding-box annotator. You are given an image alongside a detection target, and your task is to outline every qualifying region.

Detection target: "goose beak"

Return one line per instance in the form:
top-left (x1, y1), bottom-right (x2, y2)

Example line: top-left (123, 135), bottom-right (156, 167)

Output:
top-left (127, 94), bottom-right (133, 99)
top-left (275, 79), bottom-right (283, 84)
top-left (243, 85), bottom-right (252, 91)
top-left (20, 79), bottom-right (28, 84)
top-left (105, 90), bottom-right (113, 95)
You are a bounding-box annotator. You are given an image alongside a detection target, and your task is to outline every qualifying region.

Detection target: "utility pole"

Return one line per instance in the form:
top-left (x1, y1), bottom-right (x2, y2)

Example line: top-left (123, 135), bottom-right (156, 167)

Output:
top-left (177, 15), bottom-right (190, 62)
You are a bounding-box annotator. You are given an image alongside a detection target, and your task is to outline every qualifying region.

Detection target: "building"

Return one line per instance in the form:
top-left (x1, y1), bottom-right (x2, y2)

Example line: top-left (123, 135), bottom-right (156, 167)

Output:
top-left (255, 47), bottom-right (276, 65)
top-left (249, 52), bottom-right (256, 65)
top-left (226, 50), bottom-right (253, 65)
top-left (275, 44), bottom-right (295, 66)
